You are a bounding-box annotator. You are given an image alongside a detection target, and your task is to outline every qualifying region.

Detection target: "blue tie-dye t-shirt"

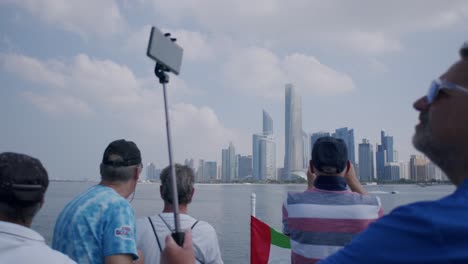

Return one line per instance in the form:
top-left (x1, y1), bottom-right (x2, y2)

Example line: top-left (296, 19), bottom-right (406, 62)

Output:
top-left (52, 185), bottom-right (138, 264)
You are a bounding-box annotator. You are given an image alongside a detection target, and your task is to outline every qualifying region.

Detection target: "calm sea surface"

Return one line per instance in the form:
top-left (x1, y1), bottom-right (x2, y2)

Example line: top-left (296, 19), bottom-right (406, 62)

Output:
top-left (33, 182), bottom-right (455, 264)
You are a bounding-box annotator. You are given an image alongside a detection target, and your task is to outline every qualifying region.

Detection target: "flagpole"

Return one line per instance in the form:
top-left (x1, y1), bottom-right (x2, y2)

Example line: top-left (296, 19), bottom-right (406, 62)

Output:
top-left (251, 193), bottom-right (256, 217)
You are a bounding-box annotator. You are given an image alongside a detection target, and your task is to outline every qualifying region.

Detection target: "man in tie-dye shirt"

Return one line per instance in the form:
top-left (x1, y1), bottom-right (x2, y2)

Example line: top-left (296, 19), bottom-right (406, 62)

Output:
top-left (53, 139), bottom-right (143, 264)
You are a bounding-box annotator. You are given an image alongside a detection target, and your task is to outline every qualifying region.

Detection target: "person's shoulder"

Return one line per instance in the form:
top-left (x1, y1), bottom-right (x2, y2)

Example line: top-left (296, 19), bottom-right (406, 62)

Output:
top-left (190, 219), bottom-right (218, 236)
top-left (34, 244), bottom-right (77, 263)
top-left (49, 249), bottom-right (77, 263)
top-left (379, 200), bottom-right (436, 228)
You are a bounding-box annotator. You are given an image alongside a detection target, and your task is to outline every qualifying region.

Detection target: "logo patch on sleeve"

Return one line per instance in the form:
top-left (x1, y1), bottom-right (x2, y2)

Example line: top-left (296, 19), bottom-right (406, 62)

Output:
top-left (114, 226), bottom-right (134, 240)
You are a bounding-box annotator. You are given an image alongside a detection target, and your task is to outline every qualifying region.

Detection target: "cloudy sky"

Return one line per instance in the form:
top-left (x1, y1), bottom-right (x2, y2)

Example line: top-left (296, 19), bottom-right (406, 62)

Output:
top-left (1, 0), bottom-right (467, 180)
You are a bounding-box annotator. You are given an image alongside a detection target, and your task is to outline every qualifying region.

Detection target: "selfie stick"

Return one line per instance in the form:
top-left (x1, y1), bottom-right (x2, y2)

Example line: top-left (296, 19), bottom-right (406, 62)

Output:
top-left (154, 59), bottom-right (184, 246)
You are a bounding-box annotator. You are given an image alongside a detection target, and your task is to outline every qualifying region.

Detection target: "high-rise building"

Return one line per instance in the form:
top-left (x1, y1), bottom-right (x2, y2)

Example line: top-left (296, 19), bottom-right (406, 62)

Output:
top-left (381, 130), bottom-right (394, 163)
top-left (146, 162), bottom-right (158, 181)
top-left (409, 155), bottom-right (429, 182)
top-left (238, 155), bottom-right (253, 180)
top-left (263, 110), bottom-right (273, 135)
top-left (253, 134), bottom-right (276, 181)
top-left (284, 84), bottom-right (304, 180)
top-left (333, 127), bottom-right (356, 167)
top-left (376, 144), bottom-right (386, 180)
top-left (203, 161), bottom-right (217, 182)
top-left (384, 162), bottom-right (400, 181)
top-left (253, 109), bottom-right (277, 181)
top-left (221, 142), bottom-right (236, 182)
top-left (399, 162), bottom-right (408, 179)
top-left (310, 132), bottom-right (331, 153)
top-left (358, 139), bottom-right (374, 182)
top-left (196, 159), bottom-right (205, 182)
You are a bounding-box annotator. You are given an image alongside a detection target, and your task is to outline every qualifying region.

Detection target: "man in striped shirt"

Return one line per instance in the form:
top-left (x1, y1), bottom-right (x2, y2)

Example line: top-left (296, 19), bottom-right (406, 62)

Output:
top-left (282, 136), bottom-right (383, 263)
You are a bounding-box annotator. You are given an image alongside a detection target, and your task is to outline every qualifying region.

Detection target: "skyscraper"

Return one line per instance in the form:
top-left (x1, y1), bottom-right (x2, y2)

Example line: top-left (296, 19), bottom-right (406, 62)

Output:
top-left (196, 159), bottom-right (205, 182)
top-left (238, 155), bottom-right (253, 180)
top-left (263, 110), bottom-right (273, 134)
top-left (376, 144), bottom-right (386, 180)
top-left (381, 130), bottom-right (394, 163)
top-left (384, 162), bottom-right (401, 181)
top-left (221, 142), bottom-right (236, 182)
top-left (284, 84), bottom-right (304, 180)
top-left (358, 139), bottom-right (374, 182)
top-left (203, 161), bottom-right (217, 182)
top-left (253, 110), bottom-right (276, 181)
top-left (333, 127), bottom-right (356, 167)
top-left (146, 162), bottom-right (158, 181)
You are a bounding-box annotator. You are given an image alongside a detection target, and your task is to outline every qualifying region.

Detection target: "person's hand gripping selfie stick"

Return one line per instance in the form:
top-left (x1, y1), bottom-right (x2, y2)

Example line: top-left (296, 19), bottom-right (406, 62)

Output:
top-left (160, 231), bottom-right (196, 264)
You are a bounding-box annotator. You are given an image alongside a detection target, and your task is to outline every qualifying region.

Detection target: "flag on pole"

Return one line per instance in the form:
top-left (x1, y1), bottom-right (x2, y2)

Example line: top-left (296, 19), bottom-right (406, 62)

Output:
top-left (251, 215), bottom-right (291, 264)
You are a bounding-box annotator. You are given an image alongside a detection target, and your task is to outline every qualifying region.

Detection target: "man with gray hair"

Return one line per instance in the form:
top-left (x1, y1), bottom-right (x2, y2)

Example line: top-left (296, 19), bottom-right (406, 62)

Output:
top-left (0, 152), bottom-right (76, 263)
top-left (136, 164), bottom-right (223, 264)
top-left (52, 139), bottom-right (144, 264)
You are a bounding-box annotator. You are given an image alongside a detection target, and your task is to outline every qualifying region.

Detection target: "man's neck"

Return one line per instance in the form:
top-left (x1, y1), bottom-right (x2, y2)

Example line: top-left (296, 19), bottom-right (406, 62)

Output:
top-left (0, 215), bottom-right (32, 227)
top-left (100, 180), bottom-right (133, 198)
top-left (162, 203), bottom-right (188, 214)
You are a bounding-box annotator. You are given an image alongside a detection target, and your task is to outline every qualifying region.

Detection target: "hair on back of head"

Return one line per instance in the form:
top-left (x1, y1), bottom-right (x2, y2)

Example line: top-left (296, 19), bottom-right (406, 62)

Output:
top-left (160, 164), bottom-right (195, 205)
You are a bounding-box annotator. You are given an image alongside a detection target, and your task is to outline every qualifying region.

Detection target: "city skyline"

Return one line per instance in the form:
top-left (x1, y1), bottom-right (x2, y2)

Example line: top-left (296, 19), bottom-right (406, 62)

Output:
top-left (1, 1), bottom-right (467, 181)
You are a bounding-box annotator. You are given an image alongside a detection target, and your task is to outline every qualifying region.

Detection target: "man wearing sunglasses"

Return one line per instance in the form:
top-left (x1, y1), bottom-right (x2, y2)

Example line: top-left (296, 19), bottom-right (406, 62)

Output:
top-left (318, 57), bottom-right (468, 263)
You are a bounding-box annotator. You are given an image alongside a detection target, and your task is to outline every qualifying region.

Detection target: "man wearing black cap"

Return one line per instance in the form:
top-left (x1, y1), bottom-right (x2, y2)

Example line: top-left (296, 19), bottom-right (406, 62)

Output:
top-left (52, 139), bottom-right (143, 264)
top-left (0, 152), bottom-right (76, 263)
top-left (282, 136), bottom-right (383, 263)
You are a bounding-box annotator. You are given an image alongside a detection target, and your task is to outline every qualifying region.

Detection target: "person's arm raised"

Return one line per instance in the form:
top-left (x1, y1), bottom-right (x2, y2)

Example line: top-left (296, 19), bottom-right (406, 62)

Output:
top-left (345, 162), bottom-right (367, 195)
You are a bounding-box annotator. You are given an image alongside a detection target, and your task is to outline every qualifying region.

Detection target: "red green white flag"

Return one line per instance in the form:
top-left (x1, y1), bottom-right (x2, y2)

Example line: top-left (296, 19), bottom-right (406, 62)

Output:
top-left (251, 215), bottom-right (291, 264)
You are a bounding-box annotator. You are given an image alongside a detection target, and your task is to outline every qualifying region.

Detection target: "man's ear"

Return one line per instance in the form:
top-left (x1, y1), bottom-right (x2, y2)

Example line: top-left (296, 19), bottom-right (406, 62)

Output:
top-left (134, 165), bottom-right (141, 181)
top-left (309, 160), bottom-right (314, 173)
top-left (345, 160), bottom-right (351, 173)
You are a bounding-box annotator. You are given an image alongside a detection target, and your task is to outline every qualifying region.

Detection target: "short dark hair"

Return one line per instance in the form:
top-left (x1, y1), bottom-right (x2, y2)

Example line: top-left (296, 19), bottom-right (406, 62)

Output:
top-left (0, 152), bottom-right (49, 221)
top-left (100, 139), bottom-right (142, 182)
top-left (160, 164), bottom-right (194, 205)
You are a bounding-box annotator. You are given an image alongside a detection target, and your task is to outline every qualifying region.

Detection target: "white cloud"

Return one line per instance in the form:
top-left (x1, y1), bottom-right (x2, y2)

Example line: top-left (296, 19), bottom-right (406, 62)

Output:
top-left (343, 31), bottom-right (402, 55)
top-left (1, 53), bottom-right (65, 88)
top-left (147, 0), bottom-right (468, 55)
top-left (1, 0), bottom-right (125, 38)
top-left (2, 52), bottom-right (247, 162)
top-left (223, 47), bottom-right (355, 99)
top-left (22, 91), bottom-right (93, 116)
top-left (283, 53), bottom-right (354, 95)
top-left (163, 29), bottom-right (215, 62)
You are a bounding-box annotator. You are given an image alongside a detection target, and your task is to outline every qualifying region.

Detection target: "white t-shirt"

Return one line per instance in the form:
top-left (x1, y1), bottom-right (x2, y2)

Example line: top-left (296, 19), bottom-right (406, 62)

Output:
top-left (0, 220), bottom-right (76, 264)
top-left (136, 213), bottom-right (223, 264)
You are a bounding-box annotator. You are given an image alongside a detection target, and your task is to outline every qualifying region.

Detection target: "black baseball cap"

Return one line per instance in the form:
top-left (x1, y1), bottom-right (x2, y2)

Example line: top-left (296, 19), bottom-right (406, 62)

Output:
top-left (102, 139), bottom-right (141, 167)
top-left (0, 152), bottom-right (48, 206)
top-left (312, 136), bottom-right (348, 174)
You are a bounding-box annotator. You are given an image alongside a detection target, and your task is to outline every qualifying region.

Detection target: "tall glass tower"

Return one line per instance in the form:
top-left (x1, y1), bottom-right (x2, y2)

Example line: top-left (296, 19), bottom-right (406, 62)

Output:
top-left (221, 142), bottom-right (236, 182)
top-left (333, 127), bottom-right (356, 167)
top-left (284, 84), bottom-right (304, 180)
top-left (358, 139), bottom-right (374, 181)
top-left (253, 110), bottom-right (276, 181)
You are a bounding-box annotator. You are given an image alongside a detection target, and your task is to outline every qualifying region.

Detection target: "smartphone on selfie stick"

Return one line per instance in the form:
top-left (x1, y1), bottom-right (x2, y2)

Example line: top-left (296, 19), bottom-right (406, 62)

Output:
top-left (147, 26), bottom-right (185, 246)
